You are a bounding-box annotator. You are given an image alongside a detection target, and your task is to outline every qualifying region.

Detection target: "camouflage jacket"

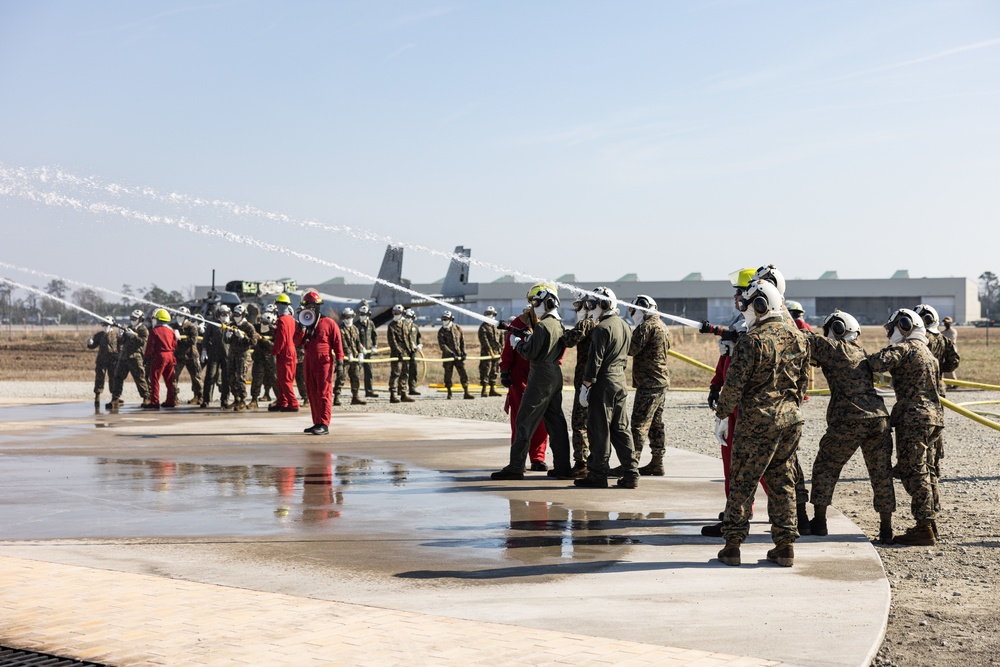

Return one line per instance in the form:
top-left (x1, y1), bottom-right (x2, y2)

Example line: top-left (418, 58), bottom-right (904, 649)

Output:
top-left (806, 334), bottom-right (888, 424)
top-left (437, 324), bottom-right (466, 359)
top-left (478, 322), bottom-right (502, 358)
top-left (584, 312), bottom-right (631, 386)
top-left (387, 320), bottom-right (413, 357)
top-left (867, 338), bottom-right (943, 427)
top-left (562, 316), bottom-right (595, 373)
top-left (226, 320), bottom-right (259, 354)
top-left (120, 323), bottom-right (148, 357)
top-left (341, 323), bottom-right (363, 359)
top-left (715, 318), bottom-right (809, 430)
top-left (356, 318), bottom-right (378, 351)
top-left (87, 329), bottom-right (119, 365)
top-left (926, 331), bottom-right (960, 395)
top-left (177, 320), bottom-right (201, 354)
top-left (252, 323), bottom-right (275, 361)
top-left (628, 316), bottom-right (671, 390)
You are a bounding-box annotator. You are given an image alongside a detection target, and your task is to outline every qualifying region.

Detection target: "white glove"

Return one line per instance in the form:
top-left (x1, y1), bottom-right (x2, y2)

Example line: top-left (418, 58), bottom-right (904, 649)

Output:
top-left (358, 352), bottom-right (365, 363)
top-left (173, 328), bottom-right (181, 340)
top-left (417, 343), bottom-right (423, 351)
top-left (200, 350), bottom-right (208, 364)
top-left (509, 334), bottom-right (523, 349)
top-left (718, 339), bottom-right (735, 357)
top-left (225, 330), bottom-right (233, 340)
top-left (348, 355), bottom-right (355, 362)
top-left (714, 417), bottom-right (730, 447)
top-left (87, 337), bottom-right (94, 346)
top-left (372, 346), bottom-right (379, 354)
top-left (198, 324), bottom-right (206, 335)
top-left (579, 385), bottom-right (590, 408)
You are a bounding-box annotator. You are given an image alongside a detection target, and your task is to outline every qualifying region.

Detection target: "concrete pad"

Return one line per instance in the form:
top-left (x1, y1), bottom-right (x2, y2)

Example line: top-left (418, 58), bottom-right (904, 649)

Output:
top-left (0, 402), bottom-right (888, 666)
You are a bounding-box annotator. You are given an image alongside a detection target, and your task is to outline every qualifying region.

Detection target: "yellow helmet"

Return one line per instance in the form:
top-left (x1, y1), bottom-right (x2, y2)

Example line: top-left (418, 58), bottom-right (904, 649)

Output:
top-left (153, 308), bottom-right (171, 322)
top-left (274, 293), bottom-right (291, 305)
top-left (728, 267), bottom-right (756, 289)
top-left (525, 282), bottom-right (557, 302)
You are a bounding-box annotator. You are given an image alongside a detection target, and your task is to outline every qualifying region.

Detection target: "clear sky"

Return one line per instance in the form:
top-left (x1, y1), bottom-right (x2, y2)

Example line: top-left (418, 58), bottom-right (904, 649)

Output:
top-left (1, 1), bottom-right (998, 299)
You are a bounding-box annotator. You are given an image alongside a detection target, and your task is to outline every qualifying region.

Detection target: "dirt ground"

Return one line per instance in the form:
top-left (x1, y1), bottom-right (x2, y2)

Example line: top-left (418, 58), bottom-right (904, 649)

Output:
top-left (2, 324), bottom-right (1000, 666)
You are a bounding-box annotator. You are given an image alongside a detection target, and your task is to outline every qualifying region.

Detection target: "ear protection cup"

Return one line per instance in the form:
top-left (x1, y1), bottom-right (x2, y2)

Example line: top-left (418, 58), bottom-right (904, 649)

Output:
top-left (920, 312), bottom-right (934, 327)
top-left (546, 296), bottom-right (558, 311)
top-left (831, 319), bottom-right (847, 337)
top-left (898, 314), bottom-right (913, 332)
top-left (752, 296), bottom-right (769, 315)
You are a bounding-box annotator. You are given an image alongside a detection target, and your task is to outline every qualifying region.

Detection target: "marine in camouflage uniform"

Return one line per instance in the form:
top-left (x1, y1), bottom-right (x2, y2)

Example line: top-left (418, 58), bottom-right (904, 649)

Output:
top-left (578, 295), bottom-right (639, 489)
top-left (867, 322), bottom-right (943, 545)
top-left (924, 328), bottom-right (959, 512)
top-left (250, 320), bottom-right (276, 409)
top-left (201, 318), bottom-right (230, 408)
top-left (628, 313), bottom-right (671, 476)
top-left (406, 312), bottom-right (422, 395)
top-left (110, 318), bottom-right (150, 408)
top-left (356, 309), bottom-right (378, 397)
top-left (478, 313), bottom-right (503, 397)
top-left (715, 315), bottom-right (809, 556)
top-left (561, 307), bottom-right (595, 473)
top-left (387, 310), bottom-right (415, 403)
top-left (334, 317), bottom-right (366, 405)
top-left (225, 315), bottom-right (259, 411)
top-left (438, 314), bottom-right (474, 399)
top-left (806, 332), bottom-right (895, 542)
top-left (174, 317), bottom-right (204, 405)
top-left (87, 324), bottom-right (119, 403)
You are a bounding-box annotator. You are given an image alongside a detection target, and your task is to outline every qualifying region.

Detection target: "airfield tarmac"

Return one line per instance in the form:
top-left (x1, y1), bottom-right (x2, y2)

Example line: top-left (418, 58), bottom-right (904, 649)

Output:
top-left (0, 398), bottom-right (889, 667)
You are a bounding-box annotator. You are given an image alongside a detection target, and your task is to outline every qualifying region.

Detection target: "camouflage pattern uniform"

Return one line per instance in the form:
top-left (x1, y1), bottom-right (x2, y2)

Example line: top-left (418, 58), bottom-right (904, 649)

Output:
top-left (201, 323), bottom-right (230, 407)
top-left (250, 324), bottom-right (276, 405)
top-left (715, 319), bottom-right (809, 546)
top-left (437, 324), bottom-right (471, 397)
top-left (226, 320), bottom-right (259, 409)
top-left (173, 319), bottom-right (203, 403)
top-left (387, 318), bottom-right (414, 398)
top-left (111, 322), bottom-right (150, 404)
top-left (407, 320), bottom-right (422, 393)
top-left (87, 327), bottom-right (119, 398)
top-left (335, 320), bottom-right (364, 403)
top-left (561, 316), bottom-right (594, 468)
top-left (628, 316), bottom-right (671, 466)
top-left (867, 338), bottom-right (943, 524)
top-left (806, 334), bottom-right (895, 514)
top-left (478, 321), bottom-right (503, 394)
top-left (584, 311), bottom-right (638, 483)
top-left (356, 316), bottom-right (378, 395)
top-left (925, 330), bottom-right (959, 511)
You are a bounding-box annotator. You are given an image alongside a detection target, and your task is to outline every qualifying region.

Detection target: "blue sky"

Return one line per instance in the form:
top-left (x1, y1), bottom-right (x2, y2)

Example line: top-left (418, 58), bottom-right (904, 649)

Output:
top-left (1, 1), bottom-right (998, 297)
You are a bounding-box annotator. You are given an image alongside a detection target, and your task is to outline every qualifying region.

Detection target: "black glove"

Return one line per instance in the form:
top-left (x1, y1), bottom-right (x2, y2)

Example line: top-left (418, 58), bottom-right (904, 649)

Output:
top-left (500, 370), bottom-right (511, 388)
top-left (699, 320), bottom-right (713, 334)
top-left (720, 328), bottom-right (740, 342)
top-left (497, 320), bottom-right (509, 331)
top-left (707, 385), bottom-right (721, 410)
top-left (460, 353), bottom-right (467, 362)
top-left (335, 359), bottom-right (345, 376)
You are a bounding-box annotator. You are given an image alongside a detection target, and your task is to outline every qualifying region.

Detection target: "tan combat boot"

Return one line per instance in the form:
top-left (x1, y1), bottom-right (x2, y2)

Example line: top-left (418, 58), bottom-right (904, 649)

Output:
top-left (638, 453), bottom-right (665, 476)
top-left (333, 393), bottom-right (342, 407)
top-left (892, 522), bottom-right (936, 546)
top-left (717, 542), bottom-right (741, 566)
top-left (481, 384), bottom-right (488, 397)
top-left (351, 390), bottom-right (366, 405)
top-left (766, 542), bottom-right (795, 567)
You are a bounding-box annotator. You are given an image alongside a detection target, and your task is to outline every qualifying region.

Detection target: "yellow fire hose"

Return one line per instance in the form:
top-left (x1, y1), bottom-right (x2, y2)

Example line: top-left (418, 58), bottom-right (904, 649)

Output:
top-left (945, 378), bottom-right (1000, 391)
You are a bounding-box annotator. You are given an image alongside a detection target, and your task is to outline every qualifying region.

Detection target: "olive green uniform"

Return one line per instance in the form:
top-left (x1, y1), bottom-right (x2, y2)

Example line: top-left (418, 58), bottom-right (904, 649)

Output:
top-left (562, 317), bottom-right (594, 467)
top-left (585, 311), bottom-right (638, 482)
top-left (437, 324), bottom-right (470, 395)
top-left (174, 320), bottom-right (203, 403)
top-left (226, 321), bottom-right (259, 407)
top-left (87, 328), bottom-right (119, 397)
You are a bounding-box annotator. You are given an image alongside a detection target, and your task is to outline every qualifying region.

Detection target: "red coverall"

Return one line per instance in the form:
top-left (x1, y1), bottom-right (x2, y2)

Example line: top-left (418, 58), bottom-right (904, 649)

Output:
top-left (272, 313), bottom-right (299, 409)
top-left (144, 325), bottom-right (177, 408)
top-left (500, 315), bottom-right (548, 464)
top-left (294, 317), bottom-right (344, 427)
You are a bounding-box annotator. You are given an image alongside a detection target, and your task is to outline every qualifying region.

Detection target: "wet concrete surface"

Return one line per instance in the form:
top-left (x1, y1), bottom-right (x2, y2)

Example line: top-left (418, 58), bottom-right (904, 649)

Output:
top-left (0, 400), bottom-right (889, 667)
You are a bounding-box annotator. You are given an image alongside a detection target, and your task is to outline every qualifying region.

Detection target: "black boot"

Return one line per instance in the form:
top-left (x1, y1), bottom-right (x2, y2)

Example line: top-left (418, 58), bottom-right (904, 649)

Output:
top-left (810, 505), bottom-right (828, 536)
top-left (797, 503), bottom-right (811, 536)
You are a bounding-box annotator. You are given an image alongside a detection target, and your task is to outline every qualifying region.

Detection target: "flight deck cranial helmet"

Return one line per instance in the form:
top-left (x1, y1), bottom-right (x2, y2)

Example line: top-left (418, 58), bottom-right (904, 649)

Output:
top-left (823, 310), bottom-right (861, 342)
top-left (441, 310), bottom-right (454, 322)
top-left (885, 308), bottom-right (924, 344)
top-left (175, 305), bottom-right (191, 325)
top-left (405, 308), bottom-right (416, 320)
top-left (484, 305), bottom-right (496, 317)
top-left (216, 304), bottom-right (231, 323)
top-left (738, 280), bottom-right (783, 327)
top-left (629, 294), bottom-right (657, 322)
top-left (261, 311), bottom-right (277, 327)
top-left (358, 304), bottom-right (371, 318)
top-left (232, 303), bottom-right (248, 323)
top-left (392, 304), bottom-right (405, 322)
top-left (752, 264), bottom-right (786, 296)
top-left (130, 309), bottom-right (144, 324)
top-left (914, 304), bottom-right (940, 333)
top-left (592, 286), bottom-right (616, 314)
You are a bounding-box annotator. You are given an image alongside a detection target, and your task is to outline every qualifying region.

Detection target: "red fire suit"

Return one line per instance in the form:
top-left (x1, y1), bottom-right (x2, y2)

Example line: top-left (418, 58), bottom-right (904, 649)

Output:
top-left (500, 314), bottom-right (548, 464)
top-left (272, 313), bottom-right (299, 409)
top-left (294, 316), bottom-right (344, 427)
top-left (144, 324), bottom-right (178, 408)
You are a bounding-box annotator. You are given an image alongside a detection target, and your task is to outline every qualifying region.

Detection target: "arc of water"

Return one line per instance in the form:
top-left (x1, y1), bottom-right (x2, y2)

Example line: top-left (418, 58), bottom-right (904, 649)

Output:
top-left (0, 277), bottom-right (111, 325)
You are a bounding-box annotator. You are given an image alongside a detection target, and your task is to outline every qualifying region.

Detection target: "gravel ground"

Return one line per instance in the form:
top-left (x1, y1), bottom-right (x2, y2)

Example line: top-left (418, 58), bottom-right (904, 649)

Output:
top-left (2, 380), bottom-right (999, 666)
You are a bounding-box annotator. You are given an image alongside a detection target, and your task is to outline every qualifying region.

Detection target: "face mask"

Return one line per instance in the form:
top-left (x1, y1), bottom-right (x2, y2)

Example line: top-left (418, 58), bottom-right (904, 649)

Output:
top-left (234, 315), bottom-right (244, 324)
top-left (261, 324), bottom-right (270, 333)
top-left (343, 318), bottom-right (354, 327)
top-left (889, 328), bottom-right (904, 344)
top-left (442, 320), bottom-right (452, 329)
top-left (393, 314), bottom-right (402, 322)
top-left (533, 305), bottom-right (548, 321)
top-left (219, 314), bottom-right (230, 324)
top-left (360, 314), bottom-right (369, 320)
top-left (130, 318), bottom-right (140, 326)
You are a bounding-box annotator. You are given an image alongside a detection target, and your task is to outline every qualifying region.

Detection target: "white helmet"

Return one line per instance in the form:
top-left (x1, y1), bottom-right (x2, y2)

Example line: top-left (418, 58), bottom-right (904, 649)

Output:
top-left (484, 306), bottom-right (496, 317)
top-left (823, 310), bottom-right (860, 342)
top-left (342, 307), bottom-right (355, 319)
top-left (404, 308), bottom-right (416, 319)
top-left (753, 264), bottom-right (786, 296)
top-left (738, 280), bottom-right (783, 326)
top-left (130, 309), bottom-right (144, 322)
top-left (628, 294), bottom-right (656, 320)
top-left (914, 304), bottom-right (940, 333)
top-left (392, 304), bottom-right (404, 315)
top-left (233, 304), bottom-right (248, 320)
top-left (261, 311), bottom-right (277, 326)
top-left (592, 286), bottom-right (616, 313)
top-left (885, 308), bottom-right (924, 343)
top-left (441, 310), bottom-right (454, 321)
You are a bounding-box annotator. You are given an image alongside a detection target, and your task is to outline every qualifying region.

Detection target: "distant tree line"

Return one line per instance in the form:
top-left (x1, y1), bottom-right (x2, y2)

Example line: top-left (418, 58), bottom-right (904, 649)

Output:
top-left (981, 272), bottom-right (1000, 321)
top-left (0, 279), bottom-right (188, 325)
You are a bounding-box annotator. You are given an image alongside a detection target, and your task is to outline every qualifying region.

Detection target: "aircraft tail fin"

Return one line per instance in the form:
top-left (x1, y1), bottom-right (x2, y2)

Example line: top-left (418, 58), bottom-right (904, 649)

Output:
top-left (370, 245), bottom-right (404, 306)
top-left (441, 246), bottom-right (474, 299)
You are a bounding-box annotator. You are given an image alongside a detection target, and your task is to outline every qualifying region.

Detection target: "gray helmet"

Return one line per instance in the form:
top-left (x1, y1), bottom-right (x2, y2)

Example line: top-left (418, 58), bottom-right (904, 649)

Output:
top-left (484, 306), bottom-right (496, 317)
top-left (130, 309), bottom-right (144, 321)
top-left (342, 307), bottom-right (355, 318)
top-left (392, 304), bottom-right (404, 315)
top-left (441, 311), bottom-right (454, 321)
top-left (405, 308), bottom-right (416, 319)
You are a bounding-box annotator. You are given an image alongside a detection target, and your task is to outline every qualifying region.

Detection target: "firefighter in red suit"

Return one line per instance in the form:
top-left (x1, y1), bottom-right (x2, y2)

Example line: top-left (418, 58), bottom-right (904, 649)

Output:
top-left (144, 308), bottom-right (179, 409)
top-left (269, 293), bottom-right (300, 413)
top-left (499, 307), bottom-right (549, 470)
top-left (293, 290), bottom-right (344, 435)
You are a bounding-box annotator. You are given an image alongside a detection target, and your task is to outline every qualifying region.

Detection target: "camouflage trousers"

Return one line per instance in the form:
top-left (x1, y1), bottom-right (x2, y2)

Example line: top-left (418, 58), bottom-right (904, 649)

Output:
top-left (586, 379), bottom-right (637, 479)
top-left (443, 360), bottom-right (469, 389)
top-left (94, 358), bottom-right (116, 395)
top-left (479, 357), bottom-right (499, 386)
top-left (895, 423), bottom-right (940, 523)
top-left (334, 361), bottom-right (361, 395)
top-left (570, 382), bottom-right (590, 464)
top-left (724, 421), bottom-right (802, 546)
top-left (929, 427), bottom-right (945, 512)
top-left (111, 353), bottom-right (149, 401)
top-left (811, 417), bottom-right (895, 514)
top-left (203, 355), bottom-right (230, 405)
top-left (250, 355), bottom-right (277, 400)
top-left (173, 350), bottom-right (203, 400)
top-left (630, 387), bottom-right (666, 456)
top-left (228, 350), bottom-right (251, 404)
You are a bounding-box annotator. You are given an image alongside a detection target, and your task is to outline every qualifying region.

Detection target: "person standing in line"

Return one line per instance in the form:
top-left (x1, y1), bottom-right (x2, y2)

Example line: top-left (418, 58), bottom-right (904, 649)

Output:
top-left (356, 304), bottom-right (379, 398)
top-left (405, 308), bottom-right (423, 396)
top-left (626, 295), bottom-right (671, 477)
top-left (438, 311), bottom-right (475, 400)
top-left (144, 308), bottom-right (179, 410)
top-left (561, 296), bottom-right (598, 476)
top-left (269, 293), bottom-right (300, 413)
top-left (110, 309), bottom-right (150, 411)
top-left (201, 304), bottom-right (231, 409)
top-left (226, 303), bottom-right (259, 412)
top-left (478, 306), bottom-right (504, 397)
top-left (250, 311), bottom-right (277, 410)
top-left (940, 317), bottom-right (958, 380)
top-left (387, 304), bottom-right (415, 404)
top-left (334, 307), bottom-right (366, 406)
top-left (172, 306), bottom-right (204, 405)
top-left (575, 287), bottom-right (639, 489)
top-left (499, 303), bottom-right (550, 472)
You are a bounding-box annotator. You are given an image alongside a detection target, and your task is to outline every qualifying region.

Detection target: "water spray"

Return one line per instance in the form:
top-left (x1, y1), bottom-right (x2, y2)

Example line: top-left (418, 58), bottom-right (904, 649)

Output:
top-left (0, 277), bottom-right (112, 326)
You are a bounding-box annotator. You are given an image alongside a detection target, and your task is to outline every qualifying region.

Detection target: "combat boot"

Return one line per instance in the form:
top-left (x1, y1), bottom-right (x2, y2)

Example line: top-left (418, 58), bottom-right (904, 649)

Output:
top-left (446, 387), bottom-right (453, 400)
top-left (233, 401), bottom-right (246, 413)
top-left (390, 392), bottom-right (401, 404)
top-left (797, 504), bottom-right (811, 536)
top-left (607, 465), bottom-right (626, 478)
top-left (809, 516), bottom-right (828, 536)
top-left (717, 541), bottom-right (741, 566)
top-left (616, 475), bottom-right (639, 489)
top-left (463, 385), bottom-right (475, 400)
top-left (365, 390), bottom-right (379, 398)
top-left (249, 399), bottom-right (258, 411)
top-left (701, 522), bottom-right (724, 538)
top-left (401, 392), bottom-right (416, 403)
top-left (110, 399), bottom-right (120, 413)
top-left (638, 453), bottom-right (664, 476)
top-left (571, 460), bottom-right (588, 476)
top-left (574, 475), bottom-right (609, 489)
top-left (408, 389), bottom-right (421, 396)
top-left (892, 522), bottom-right (936, 546)
top-left (333, 393), bottom-right (342, 407)
top-left (221, 400), bottom-right (232, 410)
top-left (188, 395), bottom-right (202, 405)
top-left (94, 390), bottom-right (101, 404)
top-left (766, 542), bottom-right (795, 567)
top-left (489, 383), bottom-right (501, 397)
top-left (351, 390), bottom-right (366, 405)
top-left (481, 385), bottom-right (488, 397)
top-left (877, 513), bottom-right (894, 544)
